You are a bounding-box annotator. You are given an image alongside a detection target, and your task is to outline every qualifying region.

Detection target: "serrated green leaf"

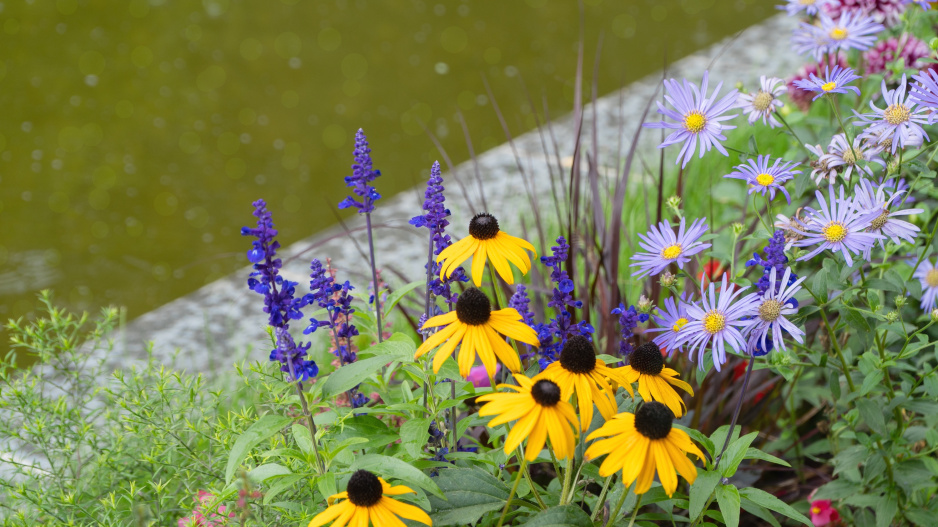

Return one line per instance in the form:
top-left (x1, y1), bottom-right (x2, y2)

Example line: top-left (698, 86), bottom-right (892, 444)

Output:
top-left (351, 454), bottom-right (444, 499)
top-left (427, 468), bottom-right (510, 526)
top-left (690, 470), bottom-right (721, 519)
top-left (739, 487), bottom-right (811, 525)
top-left (715, 485), bottom-right (740, 527)
top-left (225, 414), bottom-right (292, 484)
top-left (520, 505), bottom-right (593, 526)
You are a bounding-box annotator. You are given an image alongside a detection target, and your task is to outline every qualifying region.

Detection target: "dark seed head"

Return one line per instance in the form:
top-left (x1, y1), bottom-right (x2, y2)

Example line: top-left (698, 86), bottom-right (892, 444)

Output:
top-left (469, 213), bottom-right (500, 240)
top-left (559, 335), bottom-right (597, 374)
top-left (346, 469), bottom-right (383, 507)
top-left (531, 379), bottom-right (561, 407)
top-left (455, 287), bottom-right (492, 326)
top-left (634, 401), bottom-right (673, 440)
top-left (630, 342), bottom-right (664, 375)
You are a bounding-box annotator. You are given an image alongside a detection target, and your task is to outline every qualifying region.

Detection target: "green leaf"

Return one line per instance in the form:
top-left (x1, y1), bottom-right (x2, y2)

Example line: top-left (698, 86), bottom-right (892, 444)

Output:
top-left (427, 468), bottom-right (510, 526)
top-left (351, 454), bottom-right (444, 499)
top-left (690, 470), bottom-right (721, 519)
top-left (321, 335), bottom-right (415, 397)
top-left (739, 487), bottom-right (811, 525)
top-left (383, 281), bottom-right (423, 316)
top-left (744, 448), bottom-right (791, 468)
top-left (225, 414), bottom-right (292, 484)
top-left (400, 417), bottom-right (431, 459)
top-left (331, 416), bottom-right (398, 450)
top-left (875, 495), bottom-right (898, 527)
top-left (247, 463), bottom-right (292, 482)
top-left (292, 424), bottom-right (314, 456)
top-left (520, 505), bottom-right (593, 526)
top-left (263, 474), bottom-right (305, 505)
top-left (715, 485), bottom-right (740, 527)
top-left (856, 398), bottom-right (886, 436)
top-left (740, 498), bottom-right (781, 527)
top-left (841, 306), bottom-right (872, 337)
top-left (717, 431), bottom-right (759, 478)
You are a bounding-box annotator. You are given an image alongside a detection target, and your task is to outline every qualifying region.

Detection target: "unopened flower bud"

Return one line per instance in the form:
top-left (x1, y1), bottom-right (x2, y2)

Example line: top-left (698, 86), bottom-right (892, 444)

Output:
top-left (659, 271), bottom-right (677, 289)
top-left (731, 222), bottom-right (744, 237)
top-left (779, 103), bottom-right (791, 117)
top-left (885, 311), bottom-right (899, 323)
top-left (930, 37), bottom-right (938, 51)
top-left (735, 81), bottom-right (745, 91)
top-left (666, 195), bottom-right (682, 218)
top-left (886, 158), bottom-right (900, 176)
top-left (894, 296), bottom-right (907, 309)
top-left (637, 294), bottom-right (653, 314)
top-left (931, 308), bottom-right (938, 323)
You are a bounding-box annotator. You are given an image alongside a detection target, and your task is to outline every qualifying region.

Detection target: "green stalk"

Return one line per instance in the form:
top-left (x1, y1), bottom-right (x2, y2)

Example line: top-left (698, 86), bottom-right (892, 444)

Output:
top-left (496, 456), bottom-right (528, 527)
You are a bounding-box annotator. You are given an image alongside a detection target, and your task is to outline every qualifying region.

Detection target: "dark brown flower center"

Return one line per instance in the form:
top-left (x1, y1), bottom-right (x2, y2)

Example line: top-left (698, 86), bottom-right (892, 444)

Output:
top-left (559, 335), bottom-right (597, 374)
top-left (469, 213), bottom-right (500, 240)
top-left (455, 287), bottom-right (491, 325)
top-left (634, 401), bottom-right (673, 440)
top-left (346, 469), bottom-right (383, 507)
top-left (630, 342), bottom-right (664, 375)
top-left (531, 379), bottom-right (561, 407)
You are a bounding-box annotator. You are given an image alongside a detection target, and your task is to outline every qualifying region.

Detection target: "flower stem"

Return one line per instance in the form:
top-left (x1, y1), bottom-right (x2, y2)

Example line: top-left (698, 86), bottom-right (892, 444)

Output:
top-left (714, 357), bottom-right (754, 469)
top-left (422, 231), bottom-right (434, 408)
top-left (365, 212), bottom-right (383, 343)
top-left (776, 113), bottom-right (808, 153)
top-left (591, 475), bottom-right (615, 521)
top-left (286, 359), bottom-right (324, 474)
top-left (496, 456), bottom-right (528, 527)
top-left (604, 484), bottom-right (633, 527)
top-left (560, 456), bottom-right (575, 505)
top-left (627, 494), bottom-right (644, 527)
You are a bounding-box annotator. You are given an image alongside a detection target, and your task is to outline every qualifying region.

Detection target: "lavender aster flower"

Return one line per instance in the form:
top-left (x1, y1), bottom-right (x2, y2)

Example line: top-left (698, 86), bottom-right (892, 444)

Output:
top-left (855, 75), bottom-right (930, 154)
top-left (854, 179), bottom-right (922, 250)
top-left (724, 155), bottom-right (798, 204)
top-left (792, 65), bottom-right (861, 100)
top-left (778, 0), bottom-right (835, 15)
top-left (675, 274), bottom-right (758, 371)
top-left (241, 199), bottom-right (308, 329)
top-left (744, 267), bottom-right (806, 355)
top-left (906, 0), bottom-right (932, 9)
top-left (913, 258), bottom-right (938, 311)
top-left (819, 11), bottom-right (885, 54)
top-left (738, 76), bottom-right (786, 128)
top-left (817, 133), bottom-right (885, 183)
top-left (791, 23), bottom-right (832, 60)
top-left (611, 304), bottom-right (642, 356)
top-left (806, 142), bottom-right (838, 183)
top-left (910, 69), bottom-right (938, 123)
top-left (338, 129), bottom-right (382, 214)
top-left (644, 71), bottom-right (739, 168)
top-left (631, 217), bottom-right (711, 279)
top-left (791, 185), bottom-right (883, 266)
top-left (647, 294), bottom-right (694, 356)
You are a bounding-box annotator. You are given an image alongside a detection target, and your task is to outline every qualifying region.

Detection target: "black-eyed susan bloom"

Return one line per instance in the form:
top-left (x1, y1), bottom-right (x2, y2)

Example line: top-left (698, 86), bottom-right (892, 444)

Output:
top-left (620, 342), bottom-right (693, 417)
top-left (585, 402), bottom-right (704, 497)
top-left (415, 287), bottom-right (538, 378)
top-left (308, 469), bottom-right (431, 527)
top-left (437, 213), bottom-right (537, 286)
top-left (477, 375), bottom-right (579, 461)
top-left (535, 335), bottom-right (634, 429)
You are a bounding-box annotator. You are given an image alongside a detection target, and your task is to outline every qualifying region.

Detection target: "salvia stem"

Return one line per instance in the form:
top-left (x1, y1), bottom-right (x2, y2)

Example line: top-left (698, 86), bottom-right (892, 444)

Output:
top-left (365, 212), bottom-right (383, 343)
top-left (714, 356), bottom-right (755, 468)
top-left (285, 358), bottom-right (324, 474)
top-left (496, 454), bottom-right (528, 527)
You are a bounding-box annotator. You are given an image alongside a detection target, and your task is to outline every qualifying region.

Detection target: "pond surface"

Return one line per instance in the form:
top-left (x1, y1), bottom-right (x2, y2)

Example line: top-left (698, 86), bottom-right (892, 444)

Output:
top-left (0, 0), bottom-right (772, 357)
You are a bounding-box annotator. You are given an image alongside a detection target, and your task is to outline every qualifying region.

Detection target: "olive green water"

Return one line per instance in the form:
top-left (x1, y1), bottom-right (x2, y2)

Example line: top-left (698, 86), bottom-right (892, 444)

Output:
top-left (0, 0), bottom-right (772, 355)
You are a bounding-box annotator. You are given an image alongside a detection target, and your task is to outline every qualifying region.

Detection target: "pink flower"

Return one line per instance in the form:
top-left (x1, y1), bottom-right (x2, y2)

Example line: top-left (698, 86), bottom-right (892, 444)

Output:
top-left (178, 490), bottom-right (235, 527)
top-left (809, 499), bottom-right (841, 526)
top-left (824, 0), bottom-right (906, 27)
top-left (467, 364), bottom-right (500, 387)
top-left (864, 35), bottom-right (933, 77)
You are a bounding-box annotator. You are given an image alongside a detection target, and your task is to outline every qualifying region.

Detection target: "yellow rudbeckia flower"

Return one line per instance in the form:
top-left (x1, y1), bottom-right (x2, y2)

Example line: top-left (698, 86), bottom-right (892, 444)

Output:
top-left (308, 470), bottom-right (432, 527)
top-left (437, 213), bottom-right (537, 286)
top-left (620, 342), bottom-right (694, 417)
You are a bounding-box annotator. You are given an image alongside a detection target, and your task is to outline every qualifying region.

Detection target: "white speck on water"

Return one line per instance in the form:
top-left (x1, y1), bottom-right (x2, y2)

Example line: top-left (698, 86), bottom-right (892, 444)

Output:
top-left (289, 57), bottom-right (301, 69)
top-left (240, 133), bottom-right (251, 144)
top-left (434, 62), bottom-right (449, 74)
top-left (84, 74), bottom-right (98, 86)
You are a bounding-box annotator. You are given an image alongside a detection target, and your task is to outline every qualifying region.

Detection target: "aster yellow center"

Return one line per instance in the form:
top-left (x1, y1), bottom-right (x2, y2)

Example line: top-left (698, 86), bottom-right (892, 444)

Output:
top-left (672, 317), bottom-right (689, 332)
top-left (830, 27), bottom-right (848, 40)
top-left (702, 310), bottom-right (726, 334)
top-left (870, 209), bottom-right (889, 230)
top-left (799, 0), bottom-right (815, 4)
top-left (821, 81), bottom-right (837, 92)
top-left (884, 104), bottom-right (911, 125)
top-left (926, 268), bottom-right (938, 288)
top-left (752, 91), bottom-right (774, 111)
top-left (822, 221), bottom-right (847, 242)
top-left (841, 148), bottom-right (857, 165)
top-left (683, 111), bottom-right (706, 133)
top-left (759, 299), bottom-right (783, 322)
top-left (756, 173), bottom-right (775, 186)
top-left (821, 221), bottom-right (847, 242)
top-left (661, 244), bottom-right (682, 259)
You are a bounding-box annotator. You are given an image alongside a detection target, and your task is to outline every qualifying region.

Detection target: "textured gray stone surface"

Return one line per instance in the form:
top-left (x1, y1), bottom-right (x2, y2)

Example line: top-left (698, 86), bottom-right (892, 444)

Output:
top-left (105, 14), bottom-right (804, 375)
